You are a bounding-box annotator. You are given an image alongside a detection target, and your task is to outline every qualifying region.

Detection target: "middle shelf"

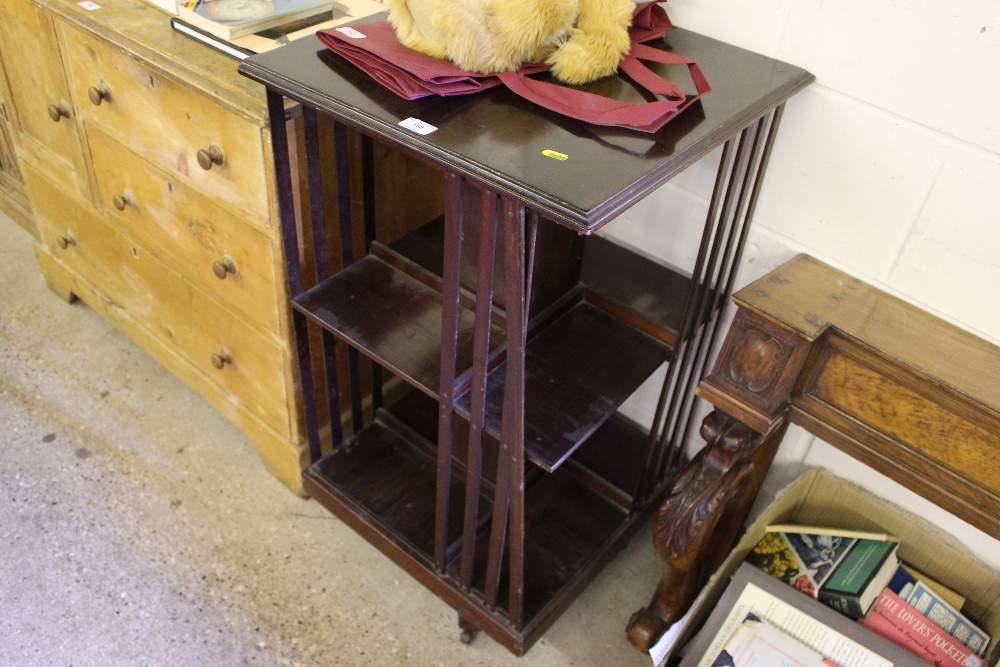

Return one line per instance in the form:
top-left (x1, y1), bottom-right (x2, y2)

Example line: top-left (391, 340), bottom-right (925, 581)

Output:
top-left (293, 248), bottom-right (671, 473)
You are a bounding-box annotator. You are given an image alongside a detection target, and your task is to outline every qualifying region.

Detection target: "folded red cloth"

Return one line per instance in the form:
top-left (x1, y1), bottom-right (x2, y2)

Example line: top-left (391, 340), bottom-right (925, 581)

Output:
top-left (316, 2), bottom-right (710, 132)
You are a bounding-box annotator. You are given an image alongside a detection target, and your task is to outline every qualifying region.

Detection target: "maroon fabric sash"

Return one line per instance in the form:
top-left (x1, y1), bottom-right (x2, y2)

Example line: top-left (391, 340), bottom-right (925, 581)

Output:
top-left (316, 2), bottom-right (710, 132)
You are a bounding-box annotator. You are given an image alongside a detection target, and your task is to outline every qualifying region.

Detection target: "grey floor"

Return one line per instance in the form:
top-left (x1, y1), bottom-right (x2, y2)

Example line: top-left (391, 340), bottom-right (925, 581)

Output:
top-left (0, 210), bottom-right (664, 666)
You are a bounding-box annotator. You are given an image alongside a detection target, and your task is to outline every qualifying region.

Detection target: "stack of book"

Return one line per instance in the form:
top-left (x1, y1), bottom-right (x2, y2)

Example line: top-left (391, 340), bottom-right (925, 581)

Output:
top-left (743, 525), bottom-right (991, 667)
top-left (680, 563), bottom-right (920, 667)
top-left (170, 0), bottom-right (386, 60)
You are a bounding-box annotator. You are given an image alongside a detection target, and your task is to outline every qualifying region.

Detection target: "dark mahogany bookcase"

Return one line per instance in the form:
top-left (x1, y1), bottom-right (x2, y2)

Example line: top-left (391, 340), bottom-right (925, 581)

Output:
top-left (239, 27), bottom-right (812, 655)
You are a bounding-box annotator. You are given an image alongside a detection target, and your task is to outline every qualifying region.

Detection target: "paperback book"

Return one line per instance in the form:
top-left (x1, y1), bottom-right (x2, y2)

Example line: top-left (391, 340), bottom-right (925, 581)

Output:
top-left (709, 615), bottom-right (838, 667)
top-left (905, 581), bottom-right (989, 657)
top-left (679, 562), bottom-right (919, 667)
top-left (746, 527), bottom-right (900, 618)
top-left (888, 563), bottom-right (966, 611)
top-left (859, 589), bottom-right (983, 667)
top-left (177, 0), bottom-right (334, 40)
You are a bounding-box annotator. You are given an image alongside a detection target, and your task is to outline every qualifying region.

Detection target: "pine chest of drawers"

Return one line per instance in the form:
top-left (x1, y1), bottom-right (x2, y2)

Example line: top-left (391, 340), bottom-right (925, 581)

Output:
top-left (0, 0), bottom-right (440, 493)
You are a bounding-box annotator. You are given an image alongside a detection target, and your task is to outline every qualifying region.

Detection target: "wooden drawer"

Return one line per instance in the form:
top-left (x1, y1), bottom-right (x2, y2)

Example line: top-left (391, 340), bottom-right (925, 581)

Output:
top-left (57, 21), bottom-right (271, 230)
top-left (88, 126), bottom-right (281, 335)
top-left (0, 0), bottom-right (90, 202)
top-left (24, 162), bottom-right (292, 436)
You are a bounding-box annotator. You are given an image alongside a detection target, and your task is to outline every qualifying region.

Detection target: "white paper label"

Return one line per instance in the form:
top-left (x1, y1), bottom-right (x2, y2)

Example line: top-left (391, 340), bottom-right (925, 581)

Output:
top-left (336, 27), bottom-right (366, 39)
top-left (78, 1), bottom-right (101, 8)
top-left (399, 117), bottom-right (438, 135)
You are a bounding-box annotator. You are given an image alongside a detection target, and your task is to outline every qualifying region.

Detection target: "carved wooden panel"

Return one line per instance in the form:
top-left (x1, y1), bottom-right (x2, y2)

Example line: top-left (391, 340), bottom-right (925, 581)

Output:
top-left (697, 308), bottom-right (812, 433)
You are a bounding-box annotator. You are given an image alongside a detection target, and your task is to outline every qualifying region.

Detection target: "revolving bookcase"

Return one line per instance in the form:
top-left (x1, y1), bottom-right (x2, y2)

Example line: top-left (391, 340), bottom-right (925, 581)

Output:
top-left (239, 27), bottom-right (812, 655)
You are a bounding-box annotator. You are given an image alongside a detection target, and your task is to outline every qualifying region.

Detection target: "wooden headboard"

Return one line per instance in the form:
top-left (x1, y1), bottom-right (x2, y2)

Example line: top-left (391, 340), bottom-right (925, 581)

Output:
top-left (628, 253), bottom-right (1000, 656)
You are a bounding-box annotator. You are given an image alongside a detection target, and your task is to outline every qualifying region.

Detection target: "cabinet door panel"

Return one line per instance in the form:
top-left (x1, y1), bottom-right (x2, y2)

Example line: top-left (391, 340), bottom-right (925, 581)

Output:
top-left (88, 127), bottom-right (281, 335)
top-left (0, 0), bottom-right (90, 200)
top-left (58, 21), bottom-right (270, 228)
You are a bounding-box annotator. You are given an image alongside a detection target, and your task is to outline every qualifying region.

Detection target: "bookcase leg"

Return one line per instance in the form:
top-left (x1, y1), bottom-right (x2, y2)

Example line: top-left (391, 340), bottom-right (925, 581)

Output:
top-left (627, 410), bottom-right (784, 651)
top-left (458, 615), bottom-right (479, 645)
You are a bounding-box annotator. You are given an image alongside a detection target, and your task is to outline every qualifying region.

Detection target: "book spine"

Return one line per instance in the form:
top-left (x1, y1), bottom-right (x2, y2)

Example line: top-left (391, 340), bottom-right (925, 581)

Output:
top-left (819, 540), bottom-right (897, 619)
top-left (817, 589), bottom-right (864, 619)
top-left (859, 590), bottom-right (983, 667)
top-left (908, 582), bottom-right (990, 658)
top-left (170, 18), bottom-right (256, 59)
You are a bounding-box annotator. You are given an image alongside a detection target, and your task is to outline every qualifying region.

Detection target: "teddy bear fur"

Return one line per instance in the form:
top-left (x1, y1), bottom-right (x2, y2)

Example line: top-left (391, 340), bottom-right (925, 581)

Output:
top-left (387, 0), bottom-right (637, 84)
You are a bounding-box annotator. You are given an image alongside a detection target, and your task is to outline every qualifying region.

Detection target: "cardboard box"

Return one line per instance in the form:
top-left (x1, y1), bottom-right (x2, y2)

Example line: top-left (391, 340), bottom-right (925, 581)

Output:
top-left (674, 469), bottom-right (1000, 666)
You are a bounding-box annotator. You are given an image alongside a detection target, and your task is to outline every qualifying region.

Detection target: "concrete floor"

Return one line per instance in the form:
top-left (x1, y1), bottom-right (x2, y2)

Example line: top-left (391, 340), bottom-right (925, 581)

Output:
top-left (0, 209), bottom-right (665, 666)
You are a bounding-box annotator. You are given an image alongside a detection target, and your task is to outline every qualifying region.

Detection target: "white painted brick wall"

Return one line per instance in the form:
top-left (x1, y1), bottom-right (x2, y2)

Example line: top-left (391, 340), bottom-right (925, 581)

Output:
top-left (620, 1), bottom-right (1000, 564)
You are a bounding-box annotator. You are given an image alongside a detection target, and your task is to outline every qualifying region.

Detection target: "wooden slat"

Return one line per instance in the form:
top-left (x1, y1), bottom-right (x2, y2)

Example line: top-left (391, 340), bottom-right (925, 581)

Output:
top-left (460, 188), bottom-right (500, 588)
top-left (435, 173), bottom-right (465, 569)
top-left (502, 198), bottom-right (528, 629)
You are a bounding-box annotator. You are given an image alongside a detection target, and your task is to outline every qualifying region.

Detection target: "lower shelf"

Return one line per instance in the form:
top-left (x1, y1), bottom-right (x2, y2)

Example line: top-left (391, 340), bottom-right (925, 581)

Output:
top-left (302, 404), bottom-right (651, 654)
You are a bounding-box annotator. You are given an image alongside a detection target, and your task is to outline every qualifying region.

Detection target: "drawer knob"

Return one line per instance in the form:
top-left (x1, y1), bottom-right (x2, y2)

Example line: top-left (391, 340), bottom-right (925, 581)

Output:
top-left (211, 256), bottom-right (239, 280)
top-left (196, 145), bottom-right (225, 170)
top-left (47, 102), bottom-right (71, 123)
top-left (210, 348), bottom-right (233, 370)
top-left (56, 232), bottom-right (77, 250)
top-left (112, 190), bottom-right (136, 211)
top-left (88, 85), bottom-right (111, 106)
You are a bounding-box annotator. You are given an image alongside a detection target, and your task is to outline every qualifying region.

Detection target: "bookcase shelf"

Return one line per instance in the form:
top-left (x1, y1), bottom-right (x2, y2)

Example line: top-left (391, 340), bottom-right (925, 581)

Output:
top-left (296, 243), bottom-right (670, 473)
top-left (304, 395), bottom-right (637, 634)
top-left (454, 302), bottom-right (668, 472)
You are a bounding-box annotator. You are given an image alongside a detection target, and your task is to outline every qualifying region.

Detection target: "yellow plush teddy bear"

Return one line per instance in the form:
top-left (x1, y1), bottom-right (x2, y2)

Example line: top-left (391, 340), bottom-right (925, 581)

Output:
top-left (387, 0), bottom-right (638, 84)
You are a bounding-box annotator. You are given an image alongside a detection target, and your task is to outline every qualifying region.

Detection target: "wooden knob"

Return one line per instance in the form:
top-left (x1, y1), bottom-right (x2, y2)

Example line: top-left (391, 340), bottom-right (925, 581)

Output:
top-left (210, 348), bottom-right (233, 370)
top-left (56, 232), bottom-right (77, 250)
top-left (47, 102), bottom-right (71, 122)
top-left (196, 145), bottom-right (225, 170)
top-left (112, 190), bottom-right (135, 211)
top-left (211, 256), bottom-right (238, 280)
top-left (88, 85), bottom-right (111, 106)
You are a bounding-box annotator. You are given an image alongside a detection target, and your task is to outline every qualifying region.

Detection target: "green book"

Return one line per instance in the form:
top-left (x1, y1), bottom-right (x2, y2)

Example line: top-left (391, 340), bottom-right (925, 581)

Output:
top-left (816, 538), bottom-right (899, 619)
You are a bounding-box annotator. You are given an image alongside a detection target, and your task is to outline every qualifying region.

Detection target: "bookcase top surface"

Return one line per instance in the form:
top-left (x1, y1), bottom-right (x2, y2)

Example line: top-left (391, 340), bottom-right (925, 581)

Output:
top-left (239, 26), bottom-right (813, 231)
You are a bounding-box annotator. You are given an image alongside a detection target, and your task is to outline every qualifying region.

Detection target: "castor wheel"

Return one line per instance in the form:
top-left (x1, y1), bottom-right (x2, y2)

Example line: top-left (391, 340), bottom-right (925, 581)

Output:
top-left (458, 615), bottom-right (479, 645)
